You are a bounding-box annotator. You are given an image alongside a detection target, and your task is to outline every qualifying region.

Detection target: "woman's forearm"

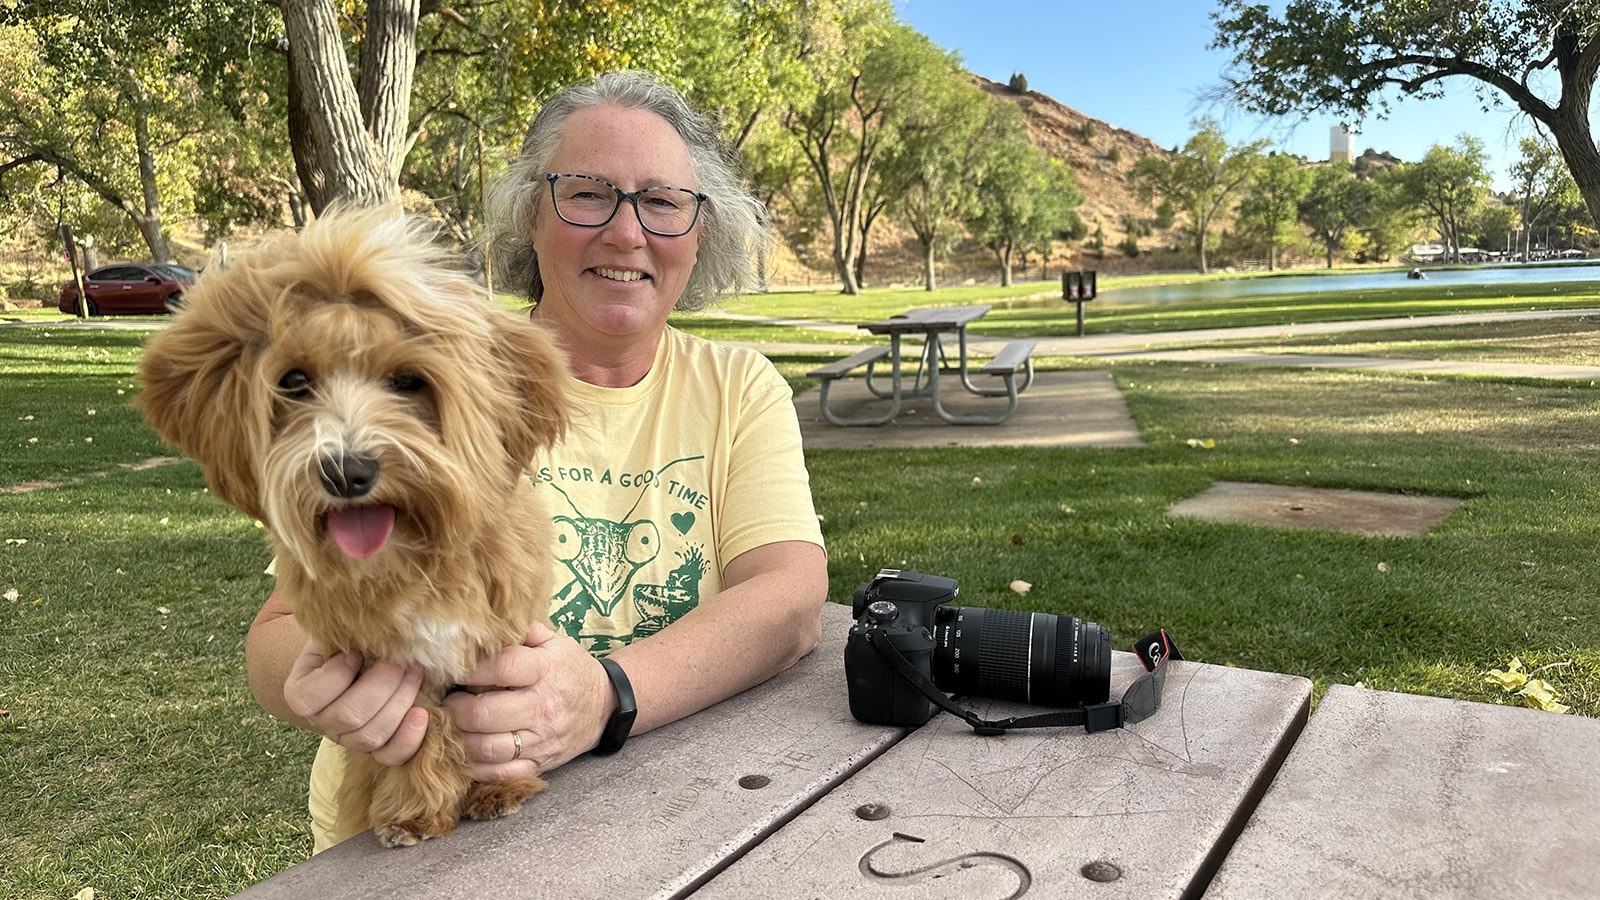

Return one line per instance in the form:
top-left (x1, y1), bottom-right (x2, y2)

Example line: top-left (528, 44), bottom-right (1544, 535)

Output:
top-left (605, 540), bottom-right (828, 735)
top-left (245, 592), bottom-right (314, 728)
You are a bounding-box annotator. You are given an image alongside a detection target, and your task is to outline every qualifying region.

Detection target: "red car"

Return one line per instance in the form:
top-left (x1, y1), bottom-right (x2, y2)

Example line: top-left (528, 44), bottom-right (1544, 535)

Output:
top-left (58, 263), bottom-right (197, 316)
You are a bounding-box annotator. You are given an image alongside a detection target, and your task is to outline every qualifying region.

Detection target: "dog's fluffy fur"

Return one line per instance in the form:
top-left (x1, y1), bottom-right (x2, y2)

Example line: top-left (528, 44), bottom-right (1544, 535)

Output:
top-left (137, 208), bottom-right (568, 847)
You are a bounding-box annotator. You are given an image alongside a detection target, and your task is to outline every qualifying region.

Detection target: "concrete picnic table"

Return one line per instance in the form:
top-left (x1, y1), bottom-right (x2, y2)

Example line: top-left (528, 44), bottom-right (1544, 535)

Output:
top-left (232, 604), bottom-right (1599, 899)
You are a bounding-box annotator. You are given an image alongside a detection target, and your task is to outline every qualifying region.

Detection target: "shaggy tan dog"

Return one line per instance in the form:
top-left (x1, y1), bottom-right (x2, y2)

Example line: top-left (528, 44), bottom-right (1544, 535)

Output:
top-left (137, 208), bottom-right (568, 847)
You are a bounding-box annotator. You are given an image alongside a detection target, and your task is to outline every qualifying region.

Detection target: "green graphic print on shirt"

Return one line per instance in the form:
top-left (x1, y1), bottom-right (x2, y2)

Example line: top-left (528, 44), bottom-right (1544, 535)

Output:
top-left (537, 455), bottom-right (708, 654)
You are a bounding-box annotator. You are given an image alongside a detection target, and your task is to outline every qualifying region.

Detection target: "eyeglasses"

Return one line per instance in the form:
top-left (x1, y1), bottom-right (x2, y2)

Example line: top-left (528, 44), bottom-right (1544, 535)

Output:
top-left (543, 173), bottom-right (707, 237)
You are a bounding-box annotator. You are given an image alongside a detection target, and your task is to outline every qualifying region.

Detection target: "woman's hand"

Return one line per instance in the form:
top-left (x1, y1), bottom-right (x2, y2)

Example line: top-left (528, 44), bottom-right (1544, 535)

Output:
top-left (445, 622), bottom-right (614, 781)
top-left (281, 640), bottom-right (429, 767)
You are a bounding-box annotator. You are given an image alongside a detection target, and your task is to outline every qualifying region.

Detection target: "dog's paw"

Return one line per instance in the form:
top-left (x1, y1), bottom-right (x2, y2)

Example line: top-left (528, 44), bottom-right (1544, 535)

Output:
top-left (464, 776), bottom-right (547, 821)
top-left (373, 812), bottom-right (457, 848)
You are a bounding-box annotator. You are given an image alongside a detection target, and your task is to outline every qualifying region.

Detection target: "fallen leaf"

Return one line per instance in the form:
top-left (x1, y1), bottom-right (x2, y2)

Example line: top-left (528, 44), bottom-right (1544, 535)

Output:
top-left (1010, 534), bottom-right (1025, 545)
top-left (1485, 658), bottom-right (1527, 690)
top-left (1009, 579), bottom-right (1032, 595)
top-left (3, 588), bottom-right (17, 602)
top-left (1517, 678), bottom-right (1570, 714)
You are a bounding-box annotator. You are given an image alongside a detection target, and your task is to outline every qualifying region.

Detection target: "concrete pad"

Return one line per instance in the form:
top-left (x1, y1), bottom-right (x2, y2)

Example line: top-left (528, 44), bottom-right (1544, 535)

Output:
top-left (1207, 685), bottom-right (1600, 899)
top-left (795, 370), bottom-right (1145, 450)
top-left (1168, 481), bottom-right (1461, 537)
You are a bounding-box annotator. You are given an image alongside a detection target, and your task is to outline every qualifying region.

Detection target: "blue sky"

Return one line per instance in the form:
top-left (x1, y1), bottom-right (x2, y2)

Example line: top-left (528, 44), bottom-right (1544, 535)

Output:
top-left (894, 0), bottom-right (1547, 190)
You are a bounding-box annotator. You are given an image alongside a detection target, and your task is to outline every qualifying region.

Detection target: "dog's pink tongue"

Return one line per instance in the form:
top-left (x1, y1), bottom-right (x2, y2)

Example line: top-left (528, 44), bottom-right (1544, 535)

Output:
top-left (326, 505), bottom-right (396, 559)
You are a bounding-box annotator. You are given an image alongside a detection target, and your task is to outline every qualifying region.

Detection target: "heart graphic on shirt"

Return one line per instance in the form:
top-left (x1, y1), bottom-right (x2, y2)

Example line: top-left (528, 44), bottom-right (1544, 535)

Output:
top-left (670, 511), bottom-right (695, 534)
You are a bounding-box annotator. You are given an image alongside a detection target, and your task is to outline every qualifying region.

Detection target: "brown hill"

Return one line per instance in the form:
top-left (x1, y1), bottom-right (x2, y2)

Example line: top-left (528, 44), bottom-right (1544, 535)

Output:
top-left (808, 74), bottom-right (1186, 288)
top-left (973, 74), bottom-right (1180, 261)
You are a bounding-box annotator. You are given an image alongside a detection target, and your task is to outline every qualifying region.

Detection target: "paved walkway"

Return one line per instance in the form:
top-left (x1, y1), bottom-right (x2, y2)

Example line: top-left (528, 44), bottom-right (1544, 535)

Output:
top-left (756, 307), bottom-right (1600, 449)
top-left (728, 306), bottom-right (1600, 381)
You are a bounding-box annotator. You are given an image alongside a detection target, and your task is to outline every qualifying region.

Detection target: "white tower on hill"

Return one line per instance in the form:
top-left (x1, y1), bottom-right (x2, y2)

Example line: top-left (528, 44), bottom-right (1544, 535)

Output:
top-left (1330, 125), bottom-right (1354, 163)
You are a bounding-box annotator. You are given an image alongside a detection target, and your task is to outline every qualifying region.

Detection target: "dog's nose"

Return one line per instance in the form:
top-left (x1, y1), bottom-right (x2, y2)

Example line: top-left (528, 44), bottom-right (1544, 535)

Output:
top-left (319, 453), bottom-right (380, 499)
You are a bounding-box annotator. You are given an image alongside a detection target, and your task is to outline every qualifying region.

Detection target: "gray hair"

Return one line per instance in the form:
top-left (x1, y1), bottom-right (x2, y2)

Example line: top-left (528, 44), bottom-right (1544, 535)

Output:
top-left (484, 70), bottom-right (769, 311)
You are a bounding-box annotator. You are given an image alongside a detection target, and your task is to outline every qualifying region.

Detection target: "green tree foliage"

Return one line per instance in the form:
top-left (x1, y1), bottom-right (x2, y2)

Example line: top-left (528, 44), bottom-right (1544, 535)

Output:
top-left (1211, 0), bottom-right (1600, 231)
top-left (1132, 118), bottom-right (1265, 273)
top-left (970, 122), bottom-right (1083, 286)
top-left (1295, 162), bottom-right (1414, 268)
top-left (1464, 202), bottom-right (1519, 255)
top-left (1509, 136), bottom-right (1582, 259)
top-left (1395, 137), bottom-right (1493, 263)
top-left (1235, 152), bottom-right (1312, 270)
top-left (0, 1), bottom-right (285, 261)
top-left (780, 0), bottom-right (962, 294)
top-left (1297, 164), bottom-right (1371, 269)
top-left (878, 79), bottom-right (994, 290)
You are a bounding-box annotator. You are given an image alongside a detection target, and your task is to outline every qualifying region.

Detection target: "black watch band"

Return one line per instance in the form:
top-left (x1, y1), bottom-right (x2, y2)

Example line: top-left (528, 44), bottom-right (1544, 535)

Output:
top-left (594, 656), bottom-right (636, 755)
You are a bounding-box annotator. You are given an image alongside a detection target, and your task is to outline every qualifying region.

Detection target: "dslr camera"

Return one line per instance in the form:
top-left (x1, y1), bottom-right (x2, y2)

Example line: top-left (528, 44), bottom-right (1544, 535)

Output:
top-left (844, 568), bottom-right (1111, 727)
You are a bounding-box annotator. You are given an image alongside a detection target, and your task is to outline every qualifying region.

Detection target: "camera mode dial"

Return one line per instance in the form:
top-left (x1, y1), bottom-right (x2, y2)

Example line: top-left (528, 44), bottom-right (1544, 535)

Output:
top-left (866, 601), bottom-right (900, 625)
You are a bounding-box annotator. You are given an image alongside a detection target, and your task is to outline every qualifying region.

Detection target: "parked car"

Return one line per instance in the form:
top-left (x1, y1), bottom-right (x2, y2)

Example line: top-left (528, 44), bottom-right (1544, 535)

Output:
top-left (57, 263), bottom-right (197, 316)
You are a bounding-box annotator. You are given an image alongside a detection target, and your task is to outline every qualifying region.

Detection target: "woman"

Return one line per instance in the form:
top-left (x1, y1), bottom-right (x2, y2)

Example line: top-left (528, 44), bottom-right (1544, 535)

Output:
top-left (243, 71), bottom-right (828, 852)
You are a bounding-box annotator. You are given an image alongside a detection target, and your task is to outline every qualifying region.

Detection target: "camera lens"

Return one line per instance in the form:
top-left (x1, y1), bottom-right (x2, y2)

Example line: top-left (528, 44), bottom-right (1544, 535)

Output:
top-left (931, 607), bottom-right (1110, 707)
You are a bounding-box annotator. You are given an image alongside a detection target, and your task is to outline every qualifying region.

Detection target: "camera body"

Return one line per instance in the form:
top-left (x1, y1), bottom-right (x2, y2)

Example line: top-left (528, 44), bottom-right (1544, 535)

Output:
top-left (844, 570), bottom-right (959, 726)
top-left (844, 568), bottom-right (1111, 727)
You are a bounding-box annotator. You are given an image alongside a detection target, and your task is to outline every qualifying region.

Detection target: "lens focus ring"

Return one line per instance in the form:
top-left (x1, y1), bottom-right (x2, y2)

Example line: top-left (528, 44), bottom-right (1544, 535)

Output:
top-left (974, 609), bottom-right (1032, 701)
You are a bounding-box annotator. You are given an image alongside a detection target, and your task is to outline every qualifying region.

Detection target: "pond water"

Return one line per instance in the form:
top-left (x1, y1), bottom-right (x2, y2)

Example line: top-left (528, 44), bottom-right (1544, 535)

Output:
top-left (1097, 261), bottom-right (1600, 304)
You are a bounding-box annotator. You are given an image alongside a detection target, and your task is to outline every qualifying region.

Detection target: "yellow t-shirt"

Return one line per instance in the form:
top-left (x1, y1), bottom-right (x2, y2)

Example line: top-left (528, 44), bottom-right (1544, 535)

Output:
top-left (534, 325), bottom-right (825, 653)
top-left (306, 327), bottom-right (824, 851)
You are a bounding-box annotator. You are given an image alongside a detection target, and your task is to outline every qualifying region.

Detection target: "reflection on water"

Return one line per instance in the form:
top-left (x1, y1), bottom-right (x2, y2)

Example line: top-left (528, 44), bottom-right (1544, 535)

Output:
top-left (1096, 262), bottom-right (1600, 305)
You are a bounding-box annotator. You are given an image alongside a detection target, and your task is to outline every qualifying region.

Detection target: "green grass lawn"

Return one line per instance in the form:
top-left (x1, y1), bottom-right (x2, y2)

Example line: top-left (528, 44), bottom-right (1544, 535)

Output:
top-left (4, 284), bottom-right (1600, 897)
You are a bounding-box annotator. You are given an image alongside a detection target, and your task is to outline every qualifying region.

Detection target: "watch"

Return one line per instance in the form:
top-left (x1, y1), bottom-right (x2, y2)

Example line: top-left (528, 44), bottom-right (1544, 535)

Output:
top-left (594, 656), bottom-right (637, 755)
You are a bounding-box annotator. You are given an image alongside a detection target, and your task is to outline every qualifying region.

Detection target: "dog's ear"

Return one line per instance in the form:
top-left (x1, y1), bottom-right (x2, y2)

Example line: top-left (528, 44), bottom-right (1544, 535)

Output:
top-left (489, 312), bottom-right (570, 467)
top-left (135, 275), bottom-right (271, 521)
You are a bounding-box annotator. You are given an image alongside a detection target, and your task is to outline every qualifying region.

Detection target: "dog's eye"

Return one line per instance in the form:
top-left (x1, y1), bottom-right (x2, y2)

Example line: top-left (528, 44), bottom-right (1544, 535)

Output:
top-left (390, 372), bottom-right (427, 393)
top-left (278, 369), bottom-right (313, 398)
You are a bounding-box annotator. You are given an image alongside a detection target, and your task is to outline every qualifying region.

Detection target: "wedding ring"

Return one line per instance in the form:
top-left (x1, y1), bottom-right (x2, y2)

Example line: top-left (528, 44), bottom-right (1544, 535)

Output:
top-left (511, 730), bottom-right (524, 761)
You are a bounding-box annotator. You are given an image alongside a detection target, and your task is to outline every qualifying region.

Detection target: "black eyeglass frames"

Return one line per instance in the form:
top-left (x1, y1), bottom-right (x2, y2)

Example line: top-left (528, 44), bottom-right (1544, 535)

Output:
top-left (544, 173), bottom-right (707, 237)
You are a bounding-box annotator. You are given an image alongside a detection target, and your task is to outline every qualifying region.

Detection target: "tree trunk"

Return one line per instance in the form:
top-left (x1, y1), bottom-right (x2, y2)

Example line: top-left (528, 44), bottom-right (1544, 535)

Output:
top-left (280, 0), bottom-right (403, 213)
top-left (118, 70), bottom-right (173, 262)
top-left (285, 51), bottom-right (328, 213)
top-left (922, 240), bottom-right (936, 291)
top-left (831, 220), bottom-right (860, 294)
top-left (357, 0), bottom-right (419, 176)
top-left (1548, 106), bottom-right (1600, 233)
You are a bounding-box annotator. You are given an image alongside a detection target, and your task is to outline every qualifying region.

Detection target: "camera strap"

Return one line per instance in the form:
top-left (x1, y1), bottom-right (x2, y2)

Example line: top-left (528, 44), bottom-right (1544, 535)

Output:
top-left (866, 629), bottom-right (1183, 735)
